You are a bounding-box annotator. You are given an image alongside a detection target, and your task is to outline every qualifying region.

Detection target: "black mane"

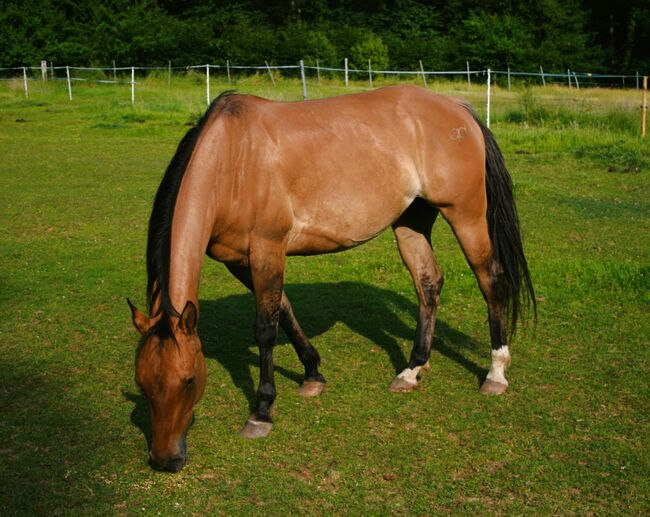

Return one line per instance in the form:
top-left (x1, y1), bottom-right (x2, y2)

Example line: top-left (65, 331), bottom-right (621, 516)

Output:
top-left (146, 91), bottom-right (236, 337)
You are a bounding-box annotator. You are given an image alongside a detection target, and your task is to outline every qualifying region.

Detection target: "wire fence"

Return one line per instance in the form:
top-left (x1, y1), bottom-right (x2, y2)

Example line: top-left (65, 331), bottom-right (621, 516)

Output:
top-left (1, 61), bottom-right (647, 131)
top-left (2, 61), bottom-right (643, 86)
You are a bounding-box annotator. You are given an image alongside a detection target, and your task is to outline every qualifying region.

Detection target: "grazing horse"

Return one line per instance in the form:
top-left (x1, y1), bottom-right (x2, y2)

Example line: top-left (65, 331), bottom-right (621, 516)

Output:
top-left (128, 85), bottom-right (535, 472)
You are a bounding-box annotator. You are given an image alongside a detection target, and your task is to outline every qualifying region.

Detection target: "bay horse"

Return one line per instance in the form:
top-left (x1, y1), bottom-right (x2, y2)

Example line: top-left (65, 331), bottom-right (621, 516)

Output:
top-left (128, 85), bottom-right (535, 472)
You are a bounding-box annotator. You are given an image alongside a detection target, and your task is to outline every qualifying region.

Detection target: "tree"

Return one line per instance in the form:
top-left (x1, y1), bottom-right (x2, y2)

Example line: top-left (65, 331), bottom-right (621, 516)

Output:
top-left (0, 0), bottom-right (644, 74)
top-left (456, 12), bottom-right (534, 69)
top-left (350, 33), bottom-right (389, 71)
top-left (276, 25), bottom-right (338, 67)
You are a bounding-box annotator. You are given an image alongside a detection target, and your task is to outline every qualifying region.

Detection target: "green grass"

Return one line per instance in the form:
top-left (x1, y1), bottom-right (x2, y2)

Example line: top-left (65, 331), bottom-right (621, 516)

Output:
top-left (0, 75), bottom-right (648, 515)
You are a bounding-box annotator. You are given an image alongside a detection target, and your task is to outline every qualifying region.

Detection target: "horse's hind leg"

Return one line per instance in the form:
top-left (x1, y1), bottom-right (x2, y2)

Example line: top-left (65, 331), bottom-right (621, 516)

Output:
top-left (226, 264), bottom-right (326, 397)
top-left (389, 199), bottom-right (443, 392)
top-left (439, 208), bottom-right (510, 395)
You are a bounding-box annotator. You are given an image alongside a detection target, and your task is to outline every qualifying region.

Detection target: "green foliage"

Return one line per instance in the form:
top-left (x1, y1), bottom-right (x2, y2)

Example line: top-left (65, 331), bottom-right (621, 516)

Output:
top-left (276, 25), bottom-right (338, 67)
top-left (0, 0), bottom-right (646, 73)
top-left (514, 87), bottom-right (547, 125)
top-left (504, 87), bottom-right (642, 138)
top-left (221, 22), bottom-right (277, 64)
top-left (377, 0), bottom-right (448, 70)
top-left (350, 33), bottom-right (389, 71)
top-left (458, 13), bottom-right (534, 69)
top-left (575, 143), bottom-right (648, 173)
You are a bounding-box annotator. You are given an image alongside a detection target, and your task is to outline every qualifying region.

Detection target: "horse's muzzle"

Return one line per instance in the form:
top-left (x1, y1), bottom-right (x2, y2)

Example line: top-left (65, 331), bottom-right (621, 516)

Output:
top-left (149, 454), bottom-right (186, 472)
top-left (149, 435), bottom-right (188, 472)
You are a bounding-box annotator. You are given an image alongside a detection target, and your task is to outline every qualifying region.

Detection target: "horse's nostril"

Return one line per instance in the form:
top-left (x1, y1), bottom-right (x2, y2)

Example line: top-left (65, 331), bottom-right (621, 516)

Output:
top-left (166, 455), bottom-right (186, 473)
top-left (148, 455), bottom-right (165, 471)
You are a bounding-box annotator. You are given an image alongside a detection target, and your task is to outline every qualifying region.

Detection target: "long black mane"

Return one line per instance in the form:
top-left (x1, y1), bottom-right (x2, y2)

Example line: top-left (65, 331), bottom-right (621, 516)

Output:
top-left (146, 91), bottom-right (235, 336)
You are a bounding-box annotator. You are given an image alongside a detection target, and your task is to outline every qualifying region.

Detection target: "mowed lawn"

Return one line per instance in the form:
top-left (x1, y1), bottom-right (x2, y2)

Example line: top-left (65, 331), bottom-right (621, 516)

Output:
top-left (0, 76), bottom-right (648, 515)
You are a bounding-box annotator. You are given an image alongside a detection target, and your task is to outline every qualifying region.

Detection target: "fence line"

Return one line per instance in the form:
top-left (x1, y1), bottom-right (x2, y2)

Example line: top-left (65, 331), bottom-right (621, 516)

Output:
top-left (3, 61), bottom-right (647, 133)
top-left (0, 63), bottom-right (642, 79)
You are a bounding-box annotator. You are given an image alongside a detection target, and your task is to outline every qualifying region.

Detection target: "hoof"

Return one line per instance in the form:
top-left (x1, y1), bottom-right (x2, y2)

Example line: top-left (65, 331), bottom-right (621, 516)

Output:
top-left (299, 381), bottom-right (326, 397)
top-left (421, 361), bottom-right (431, 372)
top-left (479, 379), bottom-right (508, 395)
top-left (389, 377), bottom-right (417, 393)
top-left (238, 419), bottom-right (272, 439)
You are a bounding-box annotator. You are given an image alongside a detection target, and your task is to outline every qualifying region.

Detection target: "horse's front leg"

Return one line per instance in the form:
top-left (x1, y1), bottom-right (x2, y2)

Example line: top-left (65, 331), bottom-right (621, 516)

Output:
top-left (239, 238), bottom-right (286, 439)
top-left (226, 263), bottom-right (326, 397)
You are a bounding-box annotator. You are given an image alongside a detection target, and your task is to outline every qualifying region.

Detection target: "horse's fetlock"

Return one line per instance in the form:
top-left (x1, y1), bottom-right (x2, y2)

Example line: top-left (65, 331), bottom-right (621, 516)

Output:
top-left (300, 347), bottom-right (321, 367)
top-left (257, 382), bottom-right (276, 403)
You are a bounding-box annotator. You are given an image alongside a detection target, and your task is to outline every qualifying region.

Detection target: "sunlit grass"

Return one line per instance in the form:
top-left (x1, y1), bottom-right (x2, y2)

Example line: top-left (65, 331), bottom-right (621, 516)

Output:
top-left (0, 76), bottom-right (648, 515)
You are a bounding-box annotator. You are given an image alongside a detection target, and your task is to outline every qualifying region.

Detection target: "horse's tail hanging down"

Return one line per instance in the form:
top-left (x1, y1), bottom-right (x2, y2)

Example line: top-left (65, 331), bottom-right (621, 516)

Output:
top-left (467, 107), bottom-right (537, 335)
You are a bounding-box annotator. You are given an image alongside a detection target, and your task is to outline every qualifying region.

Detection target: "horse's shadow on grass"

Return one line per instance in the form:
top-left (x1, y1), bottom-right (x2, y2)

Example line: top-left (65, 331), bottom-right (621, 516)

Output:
top-left (207, 282), bottom-right (488, 410)
top-left (128, 281), bottom-right (488, 437)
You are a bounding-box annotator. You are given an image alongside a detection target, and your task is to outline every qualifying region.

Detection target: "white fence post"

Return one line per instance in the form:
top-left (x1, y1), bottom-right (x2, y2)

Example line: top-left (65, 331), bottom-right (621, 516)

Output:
top-left (368, 59), bottom-right (373, 88)
top-left (22, 67), bottom-right (29, 98)
top-left (41, 60), bottom-right (47, 81)
top-left (316, 59), bottom-right (321, 85)
top-left (642, 76), bottom-right (647, 138)
top-left (540, 66), bottom-right (546, 86)
top-left (507, 66), bottom-right (511, 91)
top-left (113, 60), bottom-right (117, 81)
top-left (300, 59), bottom-right (307, 100)
top-left (567, 69), bottom-right (571, 88)
top-left (486, 68), bottom-right (491, 129)
top-left (206, 64), bottom-right (210, 106)
top-left (636, 71), bottom-right (639, 90)
top-left (466, 61), bottom-right (471, 87)
top-left (66, 66), bottom-right (72, 101)
top-left (226, 59), bottom-right (231, 84)
top-left (573, 71), bottom-right (580, 90)
top-left (419, 60), bottom-right (427, 88)
top-left (344, 58), bottom-right (349, 87)
top-left (131, 66), bottom-right (135, 104)
top-left (265, 61), bottom-right (276, 86)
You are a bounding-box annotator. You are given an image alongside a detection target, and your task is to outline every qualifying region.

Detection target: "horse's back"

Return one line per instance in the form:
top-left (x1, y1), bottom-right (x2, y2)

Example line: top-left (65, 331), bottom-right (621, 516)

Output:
top-left (205, 86), bottom-right (486, 257)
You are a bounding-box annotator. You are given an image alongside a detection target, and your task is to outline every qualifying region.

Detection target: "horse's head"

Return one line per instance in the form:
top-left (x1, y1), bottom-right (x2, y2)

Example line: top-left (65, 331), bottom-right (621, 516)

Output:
top-left (128, 300), bottom-right (206, 472)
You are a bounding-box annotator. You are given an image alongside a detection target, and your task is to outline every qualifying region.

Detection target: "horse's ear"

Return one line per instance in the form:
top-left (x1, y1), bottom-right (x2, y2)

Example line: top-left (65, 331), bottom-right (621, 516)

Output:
top-left (178, 301), bottom-right (198, 335)
top-left (127, 298), bottom-right (149, 335)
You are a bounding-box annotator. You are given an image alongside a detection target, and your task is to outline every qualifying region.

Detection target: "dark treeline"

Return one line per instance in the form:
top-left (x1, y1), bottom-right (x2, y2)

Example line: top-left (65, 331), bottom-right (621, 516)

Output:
top-left (1, 0), bottom-right (648, 73)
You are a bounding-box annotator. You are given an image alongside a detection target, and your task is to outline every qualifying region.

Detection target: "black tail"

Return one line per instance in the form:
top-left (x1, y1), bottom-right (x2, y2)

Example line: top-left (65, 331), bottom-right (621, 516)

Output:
top-left (468, 108), bottom-right (536, 335)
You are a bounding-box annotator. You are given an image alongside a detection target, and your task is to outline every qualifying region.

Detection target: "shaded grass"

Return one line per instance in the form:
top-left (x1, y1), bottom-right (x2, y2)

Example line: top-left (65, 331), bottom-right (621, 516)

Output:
top-left (0, 77), bottom-right (648, 515)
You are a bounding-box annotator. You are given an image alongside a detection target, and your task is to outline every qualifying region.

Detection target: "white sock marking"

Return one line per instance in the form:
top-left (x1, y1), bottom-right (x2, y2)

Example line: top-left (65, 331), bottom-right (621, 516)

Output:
top-left (486, 345), bottom-right (510, 385)
top-left (396, 365), bottom-right (422, 385)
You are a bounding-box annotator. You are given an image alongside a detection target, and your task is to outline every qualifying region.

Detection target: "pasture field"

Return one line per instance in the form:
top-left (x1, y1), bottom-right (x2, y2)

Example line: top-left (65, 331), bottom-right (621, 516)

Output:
top-left (0, 74), bottom-right (648, 515)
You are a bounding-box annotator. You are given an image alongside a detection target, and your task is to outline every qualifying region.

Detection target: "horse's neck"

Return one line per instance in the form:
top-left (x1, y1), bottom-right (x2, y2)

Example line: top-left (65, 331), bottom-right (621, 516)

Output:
top-left (168, 159), bottom-right (217, 315)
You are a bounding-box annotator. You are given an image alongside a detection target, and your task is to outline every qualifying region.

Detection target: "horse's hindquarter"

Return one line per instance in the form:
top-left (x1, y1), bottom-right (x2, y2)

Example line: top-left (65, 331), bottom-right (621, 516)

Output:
top-left (209, 86), bottom-right (485, 260)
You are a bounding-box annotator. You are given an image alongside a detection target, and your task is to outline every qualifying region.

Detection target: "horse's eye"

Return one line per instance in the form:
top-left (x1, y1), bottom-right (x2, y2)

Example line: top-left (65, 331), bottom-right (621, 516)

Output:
top-left (185, 376), bottom-right (195, 388)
